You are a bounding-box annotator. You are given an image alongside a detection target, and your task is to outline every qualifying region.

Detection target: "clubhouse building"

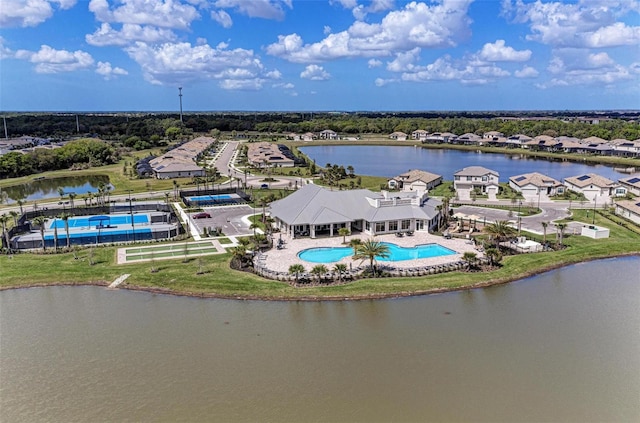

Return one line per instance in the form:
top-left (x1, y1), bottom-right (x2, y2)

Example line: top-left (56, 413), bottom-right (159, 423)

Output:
top-left (269, 184), bottom-right (442, 239)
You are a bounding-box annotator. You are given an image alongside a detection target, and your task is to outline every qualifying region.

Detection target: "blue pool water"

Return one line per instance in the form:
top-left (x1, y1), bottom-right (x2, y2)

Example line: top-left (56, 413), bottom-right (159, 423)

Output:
top-left (44, 228), bottom-right (152, 240)
top-left (298, 242), bottom-right (456, 263)
top-left (187, 194), bottom-right (233, 202)
top-left (49, 214), bottom-right (149, 229)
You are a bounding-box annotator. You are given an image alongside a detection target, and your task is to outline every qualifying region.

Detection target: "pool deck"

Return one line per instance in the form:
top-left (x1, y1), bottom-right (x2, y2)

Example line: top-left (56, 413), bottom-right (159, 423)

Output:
top-left (260, 231), bottom-right (483, 273)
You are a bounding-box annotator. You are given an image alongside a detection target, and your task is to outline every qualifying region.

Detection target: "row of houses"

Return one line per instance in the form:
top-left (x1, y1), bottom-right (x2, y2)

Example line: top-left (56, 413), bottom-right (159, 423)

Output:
top-left (399, 130), bottom-right (640, 157)
top-left (386, 166), bottom-right (640, 205)
top-left (246, 142), bottom-right (297, 168)
top-left (149, 137), bottom-right (215, 179)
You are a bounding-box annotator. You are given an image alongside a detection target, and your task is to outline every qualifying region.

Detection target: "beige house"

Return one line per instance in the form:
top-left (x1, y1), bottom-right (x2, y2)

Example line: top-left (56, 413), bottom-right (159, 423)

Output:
top-left (614, 200), bottom-right (640, 225)
top-left (388, 169), bottom-right (443, 191)
top-left (389, 131), bottom-right (408, 141)
top-left (411, 129), bottom-right (429, 140)
top-left (619, 175), bottom-right (640, 196)
top-left (150, 136), bottom-right (214, 179)
top-left (246, 142), bottom-right (295, 168)
top-left (509, 172), bottom-right (564, 201)
top-left (564, 173), bottom-right (626, 202)
top-left (453, 166), bottom-right (500, 195)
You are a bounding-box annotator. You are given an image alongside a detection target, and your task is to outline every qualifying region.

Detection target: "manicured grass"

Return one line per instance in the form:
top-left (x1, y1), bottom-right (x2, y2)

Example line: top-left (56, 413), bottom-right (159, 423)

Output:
top-left (2, 206), bottom-right (638, 299)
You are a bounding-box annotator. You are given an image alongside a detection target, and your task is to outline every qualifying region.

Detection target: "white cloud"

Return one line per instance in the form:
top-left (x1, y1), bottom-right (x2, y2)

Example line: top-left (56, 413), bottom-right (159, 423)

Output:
top-left (368, 58), bottom-right (383, 68)
top-left (514, 65), bottom-right (539, 78)
top-left (398, 55), bottom-right (510, 85)
top-left (331, 0), bottom-right (358, 9)
top-left (324, 25), bottom-right (332, 35)
top-left (86, 23), bottom-right (177, 46)
top-left (124, 41), bottom-right (271, 89)
top-left (386, 47), bottom-right (420, 72)
top-left (0, 0), bottom-right (76, 28)
top-left (273, 82), bottom-right (294, 89)
top-left (540, 48), bottom-right (634, 87)
top-left (300, 64), bottom-right (330, 80)
top-left (267, 0), bottom-right (473, 63)
top-left (478, 39), bottom-right (531, 62)
top-left (88, 0), bottom-right (200, 30)
top-left (0, 36), bottom-right (13, 59)
top-left (15, 44), bottom-right (94, 73)
top-left (95, 61), bottom-right (128, 79)
top-left (211, 10), bottom-right (232, 28)
top-left (265, 69), bottom-right (282, 79)
top-left (501, 0), bottom-right (640, 48)
top-left (214, 0), bottom-right (292, 20)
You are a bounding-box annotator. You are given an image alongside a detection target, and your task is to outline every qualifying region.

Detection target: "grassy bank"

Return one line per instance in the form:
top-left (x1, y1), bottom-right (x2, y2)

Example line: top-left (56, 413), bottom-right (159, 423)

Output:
top-left (2, 210), bottom-right (638, 299)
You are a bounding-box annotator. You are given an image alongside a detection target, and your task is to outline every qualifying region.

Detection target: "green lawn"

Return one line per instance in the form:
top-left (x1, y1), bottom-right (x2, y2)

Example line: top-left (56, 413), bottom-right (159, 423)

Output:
top-left (2, 207), bottom-right (638, 299)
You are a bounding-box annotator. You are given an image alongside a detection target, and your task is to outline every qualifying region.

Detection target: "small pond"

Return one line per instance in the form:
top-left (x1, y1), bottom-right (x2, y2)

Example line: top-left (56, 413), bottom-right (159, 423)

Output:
top-left (2, 175), bottom-right (112, 203)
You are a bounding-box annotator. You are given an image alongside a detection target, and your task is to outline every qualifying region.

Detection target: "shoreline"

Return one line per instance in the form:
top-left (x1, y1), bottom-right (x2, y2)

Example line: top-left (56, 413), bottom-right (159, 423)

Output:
top-left (2, 252), bottom-right (638, 301)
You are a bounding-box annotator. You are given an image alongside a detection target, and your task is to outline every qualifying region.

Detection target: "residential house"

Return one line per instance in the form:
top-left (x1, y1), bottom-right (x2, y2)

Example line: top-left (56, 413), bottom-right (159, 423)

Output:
top-left (425, 132), bottom-right (457, 143)
top-left (504, 134), bottom-right (532, 148)
top-left (614, 200), bottom-right (640, 225)
top-left (388, 169), bottom-right (443, 191)
top-left (150, 136), bottom-right (214, 179)
top-left (411, 129), bottom-right (429, 140)
top-left (268, 184), bottom-right (442, 239)
top-left (301, 132), bottom-right (317, 141)
top-left (453, 166), bottom-right (500, 195)
top-left (509, 172), bottom-right (564, 201)
top-left (456, 133), bottom-right (482, 145)
top-left (389, 131), bottom-right (408, 141)
top-left (483, 131), bottom-right (504, 141)
top-left (525, 135), bottom-right (559, 151)
top-left (319, 129), bottom-right (338, 140)
top-left (564, 173), bottom-right (627, 202)
top-left (246, 142), bottom-right (295, 168)
top-left (619, 175), bottom-right (640, 196)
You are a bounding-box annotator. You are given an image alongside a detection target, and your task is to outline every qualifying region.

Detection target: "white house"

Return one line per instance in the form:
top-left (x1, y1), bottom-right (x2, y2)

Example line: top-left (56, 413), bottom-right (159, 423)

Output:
top-left (411, 129), bottom-right (429, 140)
top-left (509, 172), bottom-right (564, 201)
top-left (614, 200), bottom-right (640, 225)
top-left (619, 175), bottom-right (640, 196)
top-left (564, 173), bottom-right (627, 202)
top-left (319, 129), bottom-right (338, 140)
top-left (389, 131), bottom-right (408, 141)
top-left (388, 169), bottom-right (443, 191)
top-left (453, 166), bottom-right (500, 195)
top-left (269, 184), bottom-right (442, 239)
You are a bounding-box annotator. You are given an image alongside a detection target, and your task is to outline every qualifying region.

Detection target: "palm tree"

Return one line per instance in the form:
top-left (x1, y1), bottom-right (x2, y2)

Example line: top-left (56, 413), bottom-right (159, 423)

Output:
top-left (333, 263), bottom-right (347, 281)
top-left (484, 220), bottom-right (517, 247)
top-left (57, 188), bottom-right (65, 203)
top-left (9, 210), bottom-right (18, 226)
top-left (462, 251), bottom-right (478, 270)
top-left (338, 227), bottom-right (350, 244)
top-left (53, 223), bottom-right (59, 252)
top-left (16, 199), bottom-right (24, 215)
top-left (541, 221), bottom-right (549, 244)
top-left (32, 215), bottom-right (47, 252)
top-left (484, 247), bottom-right (502, 267)
top-left (59, 212), bottom-right (72, 249)
top-left (230, 245), bottom-right (247, 268)
top-left (0, 213), bottom-right (11, 252)
top-left (556, 223), bottom-right (567, 248)
top-left (68, 193), bottom-right (77, 211)
top-left (353, 238), bottom-right (390, 276)
top-left (288, 263), bottom-right (305, 283)
top-left (311, 264), bottom-right (329, 281)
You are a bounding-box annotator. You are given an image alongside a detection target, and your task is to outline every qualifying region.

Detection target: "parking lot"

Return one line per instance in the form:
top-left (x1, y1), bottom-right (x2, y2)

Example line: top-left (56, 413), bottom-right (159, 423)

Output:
top-left (188, 204), bottom-right (256, 237)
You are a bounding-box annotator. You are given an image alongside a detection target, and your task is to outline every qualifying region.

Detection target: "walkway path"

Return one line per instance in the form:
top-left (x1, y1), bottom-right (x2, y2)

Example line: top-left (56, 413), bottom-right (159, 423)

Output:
top-left (108, 274), bottom-right (130, 288)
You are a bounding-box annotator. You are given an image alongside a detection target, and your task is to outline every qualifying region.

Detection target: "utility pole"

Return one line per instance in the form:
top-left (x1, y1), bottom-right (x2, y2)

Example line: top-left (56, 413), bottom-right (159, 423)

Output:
top-left (3, 116), bottom-right (7, 139)
top-left (178, 87), bottom-right (183, 124)
top-left (76, 114), bottom-right (80, 133)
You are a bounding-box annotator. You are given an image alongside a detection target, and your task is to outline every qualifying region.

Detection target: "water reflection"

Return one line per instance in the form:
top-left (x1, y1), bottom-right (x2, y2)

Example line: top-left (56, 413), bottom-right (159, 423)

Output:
top-left (2, 174), bottom-right (111, 202)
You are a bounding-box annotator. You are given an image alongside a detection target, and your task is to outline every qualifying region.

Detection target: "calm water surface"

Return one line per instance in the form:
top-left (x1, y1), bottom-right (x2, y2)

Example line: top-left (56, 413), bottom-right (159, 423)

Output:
top-left (1, 257), bottom-right (639, 422)
top-left (299, 145), bottom-right (628, 180)
top-left (3, 175), bottom-right (111, 203)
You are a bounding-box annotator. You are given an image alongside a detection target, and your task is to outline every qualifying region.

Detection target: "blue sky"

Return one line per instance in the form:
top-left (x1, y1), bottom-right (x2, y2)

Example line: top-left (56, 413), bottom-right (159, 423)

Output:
top-left (1, 0), bottom-right (639, 111)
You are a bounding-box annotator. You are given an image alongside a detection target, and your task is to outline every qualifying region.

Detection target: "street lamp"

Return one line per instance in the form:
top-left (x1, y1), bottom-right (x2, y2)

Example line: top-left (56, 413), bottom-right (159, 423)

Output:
top-left (126, 190), bottom-right (135, 242)
top-left (592, 196), bottom-right (597, 225)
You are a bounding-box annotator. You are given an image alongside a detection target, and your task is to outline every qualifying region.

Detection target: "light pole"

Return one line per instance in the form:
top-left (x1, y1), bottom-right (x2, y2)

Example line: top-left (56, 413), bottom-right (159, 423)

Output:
top-left (592, 196), bottom-right (597, 225)
top-left (126, 190), bottom-right (135, 242)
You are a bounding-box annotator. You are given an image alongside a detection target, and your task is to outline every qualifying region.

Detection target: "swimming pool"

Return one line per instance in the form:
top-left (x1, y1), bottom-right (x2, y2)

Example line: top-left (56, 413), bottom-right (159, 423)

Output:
top-left (298, 242), bottom-right (456, 263)
top-left (49, 214), bottom-right (149, 229)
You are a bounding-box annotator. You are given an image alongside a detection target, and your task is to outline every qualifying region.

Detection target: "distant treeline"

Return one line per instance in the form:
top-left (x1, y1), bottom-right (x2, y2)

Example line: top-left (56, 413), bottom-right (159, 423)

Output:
top-left (4, 111), bottom-right (640, 141)
top-left (0, 138), bottom-right (117, 179)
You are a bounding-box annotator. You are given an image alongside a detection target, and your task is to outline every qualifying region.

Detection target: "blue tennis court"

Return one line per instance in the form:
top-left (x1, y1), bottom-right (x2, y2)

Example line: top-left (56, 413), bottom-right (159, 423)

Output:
top-left (49, 214), bottom-right (149, 229)
top-left (186, 193), bottom-right (240, 206)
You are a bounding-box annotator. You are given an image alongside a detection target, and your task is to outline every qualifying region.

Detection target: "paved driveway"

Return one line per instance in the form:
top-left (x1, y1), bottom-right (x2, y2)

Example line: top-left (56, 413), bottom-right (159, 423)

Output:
top-left (455, 203), bottom-right (570, 234)
top-left (189, 204), bottom-right (256, 237)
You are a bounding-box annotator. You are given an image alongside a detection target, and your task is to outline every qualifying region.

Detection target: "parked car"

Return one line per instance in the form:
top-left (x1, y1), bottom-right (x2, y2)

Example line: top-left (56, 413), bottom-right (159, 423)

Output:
top-left (192, 212), bottom-right (211, 219)
top-left (260, 183), bottom-right (269, 189)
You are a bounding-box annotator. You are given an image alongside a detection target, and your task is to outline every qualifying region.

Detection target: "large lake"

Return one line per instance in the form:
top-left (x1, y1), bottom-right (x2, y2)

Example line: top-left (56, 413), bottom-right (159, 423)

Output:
top-left (1, 257), bottom-right (639, 422)
top-left (299, 145), bottom-right (629, 180)
top-left (2, 175), bottom-right (111, 203)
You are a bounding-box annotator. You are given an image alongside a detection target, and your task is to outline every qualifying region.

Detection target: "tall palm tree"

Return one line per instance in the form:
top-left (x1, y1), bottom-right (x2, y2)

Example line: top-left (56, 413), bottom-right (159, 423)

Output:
top-left (68, 193), bottom-right (77, 211)
top-left (353, 238), bottom-right (390, 276)
top-left (0, 213), bottom-right (11, 252)
top-left (541, 221), bottom-right (549, 244)
top-left (59, 212), bottom-right (72, 249)
top-left (16, 199), bottom-right (25, 215)
top-left (57, 188), bottom-right (65, 203)
top-left (9, 210), bottom-right (18, 226)
top-left (230, 245), bottom-right (247, 268)
top-left (484, 220), bottom-right (517, 247)
top-left (484, 247), bottom-right (502, 267)
top-left (462, 251), bottom-right (478, 270)
top-left (556, 223), bottom-right (567, 248)
top-left (311, 264), bottom-right (329, 281)
top-left (32, 215), bottom-right (47, 252)
top-left (288, 263), bottom-right (305, 283)
top-left (53, 222), bottom-right (59, 252)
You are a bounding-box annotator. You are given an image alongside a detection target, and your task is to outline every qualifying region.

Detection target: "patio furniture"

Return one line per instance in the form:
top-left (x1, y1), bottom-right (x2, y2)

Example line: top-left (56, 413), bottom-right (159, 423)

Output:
top-left (395, 232), bottom-right (404, 237)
